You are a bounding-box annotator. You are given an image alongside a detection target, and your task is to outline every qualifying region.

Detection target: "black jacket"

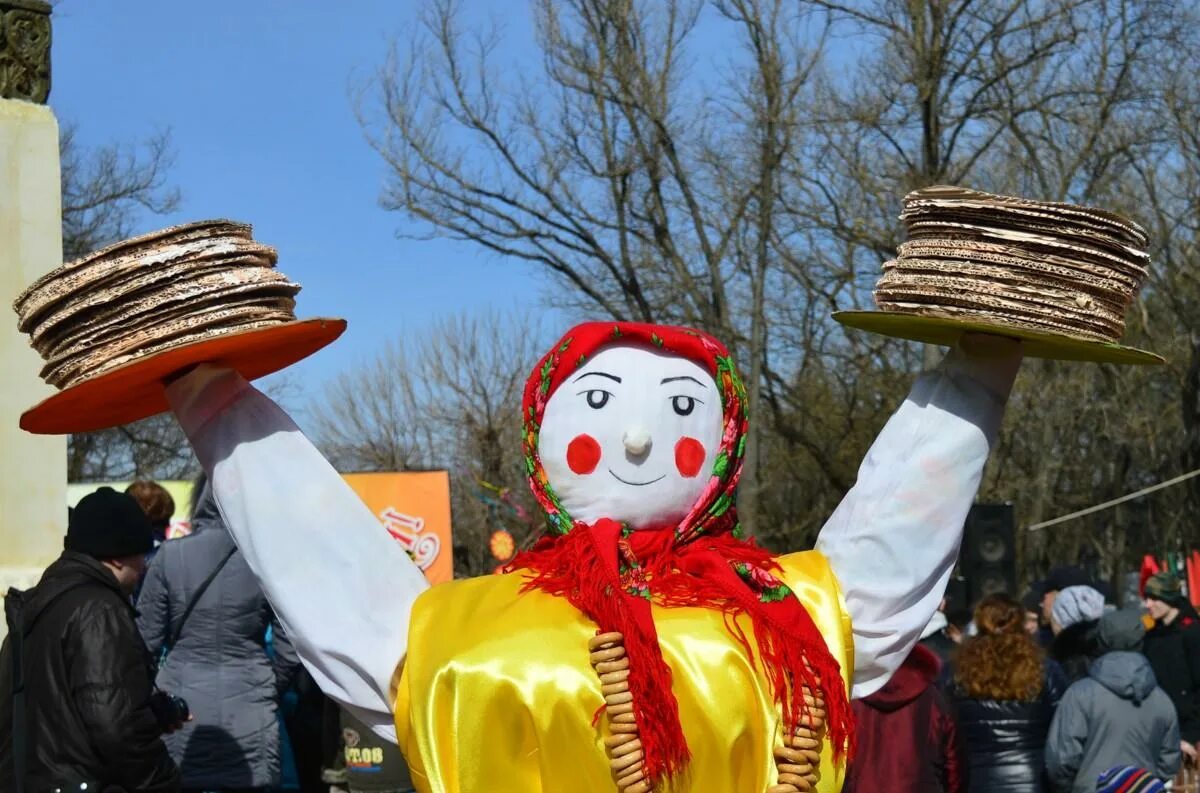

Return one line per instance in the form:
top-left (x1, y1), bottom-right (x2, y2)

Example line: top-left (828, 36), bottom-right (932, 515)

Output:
top-left (952, 660), bottom-right (1068, 792)
top-left (1048, 621), bottom-right (1099, 684)
top-left (0, 551), bottom-right (180, 793)
top-left (921, 630), bottom-right (959, 667)
top-left (1144, 609), bottom-right (1200, 743)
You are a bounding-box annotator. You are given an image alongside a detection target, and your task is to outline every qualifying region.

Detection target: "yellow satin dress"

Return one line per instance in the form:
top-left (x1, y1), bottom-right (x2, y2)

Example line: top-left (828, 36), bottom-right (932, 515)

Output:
top-left (392, 550), bottom-right (853, 793)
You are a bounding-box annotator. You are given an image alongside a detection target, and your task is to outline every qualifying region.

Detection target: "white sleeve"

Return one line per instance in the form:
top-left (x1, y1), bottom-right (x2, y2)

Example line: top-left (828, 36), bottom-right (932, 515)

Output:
top-left (166, 365), bottom-right (429, 742)
top-left (815, 340), bottom-right (1021, 698)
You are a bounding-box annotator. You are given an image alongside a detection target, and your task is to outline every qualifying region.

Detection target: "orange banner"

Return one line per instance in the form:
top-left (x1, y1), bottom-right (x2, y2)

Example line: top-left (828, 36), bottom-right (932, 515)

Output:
top-left (344, 471), bottom-right (453, 585)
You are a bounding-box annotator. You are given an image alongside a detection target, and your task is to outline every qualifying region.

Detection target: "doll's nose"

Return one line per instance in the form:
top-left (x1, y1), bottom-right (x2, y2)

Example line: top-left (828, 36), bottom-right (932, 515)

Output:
top-left (622, 428), bottom-right (652, 457)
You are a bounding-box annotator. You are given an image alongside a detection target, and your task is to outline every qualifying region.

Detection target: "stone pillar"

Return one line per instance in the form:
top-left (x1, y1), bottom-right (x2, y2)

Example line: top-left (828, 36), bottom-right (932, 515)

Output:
top-left (0, 0), bottom-right (63, 637)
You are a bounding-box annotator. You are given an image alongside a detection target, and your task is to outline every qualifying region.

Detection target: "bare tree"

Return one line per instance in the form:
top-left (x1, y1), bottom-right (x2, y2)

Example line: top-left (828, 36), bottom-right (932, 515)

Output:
top-left (59, 124), bottom-right (180, 260)
top-left (59, 125), bottom-right (187, 482)
top-left (311, 311), bottom-right (545, 576)
top-left (773, 0), bottom-right (1198, 564)
top-left (363, 0), bottom-right (832, 536)
top-left (315, 339), bottom-right (440, 472)
top-left (977, 0), bottom-right (1200, 581)
top-left (365, 0), bottom-right (1200, 576)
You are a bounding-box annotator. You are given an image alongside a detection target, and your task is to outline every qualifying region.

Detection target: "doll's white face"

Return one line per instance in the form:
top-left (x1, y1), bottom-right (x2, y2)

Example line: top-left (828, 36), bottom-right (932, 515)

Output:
top-left (539, 344), bottom-right (723, 528)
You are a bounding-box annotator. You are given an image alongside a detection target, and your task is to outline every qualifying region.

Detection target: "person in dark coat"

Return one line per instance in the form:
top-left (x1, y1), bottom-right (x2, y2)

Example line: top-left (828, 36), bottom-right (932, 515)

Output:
top-left (1045, 609), bottom-right (1180, 792)
top-left (1026, 589), bottom-right (1056, 649)
top-left (138, 475), bottom-right (300, 793)
top-left (952, 593), bottom-right (1068, 792)
top-left (1141, 571), bottom-right (1200, 759)
top-left (0, 487), bottom-right (182, 793)
top-left (920, 598), bottom-right (962, 667)
top-left (284, 667), bottom-right (336, 793)
top-left (1023, 588), bottom-right (1044, 638)
top-left (1048, 585), bottom-right (1105, 683)
top-left (844, 643), bottom-right (966, 792)
top-left (1041, 567), bottom-right (1094, 613)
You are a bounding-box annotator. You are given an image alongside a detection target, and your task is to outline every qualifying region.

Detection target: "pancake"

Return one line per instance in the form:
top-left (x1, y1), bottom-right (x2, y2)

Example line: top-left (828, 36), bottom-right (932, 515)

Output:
top-left (869, 186), bottom-right (1151, 349)
top-left (15, 220), bottom-right (308, 391)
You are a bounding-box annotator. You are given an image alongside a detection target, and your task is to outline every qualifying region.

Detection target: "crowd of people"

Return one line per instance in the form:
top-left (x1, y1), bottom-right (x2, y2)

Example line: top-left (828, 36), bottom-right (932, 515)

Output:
top-left (2, 478), bottom-right (1199, 792)
top-left (0, 479), bottom-right (415, 793)
top-left (844, 568), bottom-right (1200, 791)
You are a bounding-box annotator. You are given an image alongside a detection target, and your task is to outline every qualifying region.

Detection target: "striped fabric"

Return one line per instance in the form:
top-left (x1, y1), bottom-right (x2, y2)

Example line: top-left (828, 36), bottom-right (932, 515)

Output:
top-left (1096, 766), bottom-right (1166, 792)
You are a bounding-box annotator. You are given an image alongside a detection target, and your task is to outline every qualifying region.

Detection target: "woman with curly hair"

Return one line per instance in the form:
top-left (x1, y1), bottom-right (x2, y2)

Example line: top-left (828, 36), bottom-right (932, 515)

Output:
top-left (952, 593), bottom-right (1068, 791)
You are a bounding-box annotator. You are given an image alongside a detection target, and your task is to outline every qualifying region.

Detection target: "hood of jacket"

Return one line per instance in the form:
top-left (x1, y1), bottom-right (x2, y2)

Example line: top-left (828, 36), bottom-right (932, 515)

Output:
top-left (1089, 651), bottom-right (1157, 704)
top-left (189, 477), bottom-right (229, 536)
top-left (862, 643), bottom-right (941, 712)
top-left (5, 550), bottom-right (124, 635)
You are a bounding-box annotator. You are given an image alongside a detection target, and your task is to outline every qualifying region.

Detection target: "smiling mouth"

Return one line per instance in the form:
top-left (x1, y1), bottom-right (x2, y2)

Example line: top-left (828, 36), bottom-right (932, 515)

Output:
top-left (608, 469), bottom-right (666, 487)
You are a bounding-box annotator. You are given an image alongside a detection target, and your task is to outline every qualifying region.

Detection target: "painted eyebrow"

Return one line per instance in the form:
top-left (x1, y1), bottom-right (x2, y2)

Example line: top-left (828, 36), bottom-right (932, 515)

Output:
top-left (573, 371), bottom-right (622, 383)
top-left (660, 375), bottom-right (706, 387)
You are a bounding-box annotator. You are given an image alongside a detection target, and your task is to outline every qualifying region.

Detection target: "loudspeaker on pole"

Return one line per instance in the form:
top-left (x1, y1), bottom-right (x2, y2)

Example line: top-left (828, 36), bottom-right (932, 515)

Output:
top-left (961, 503), bottom-right (1017, 607)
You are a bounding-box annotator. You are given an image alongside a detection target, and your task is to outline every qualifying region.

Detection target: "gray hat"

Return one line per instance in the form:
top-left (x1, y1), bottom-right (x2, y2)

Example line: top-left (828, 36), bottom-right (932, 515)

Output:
top-left (1051, 585), bottom-right (1105, 630)
top-left (1097, 608), bottom-right (1147, 653)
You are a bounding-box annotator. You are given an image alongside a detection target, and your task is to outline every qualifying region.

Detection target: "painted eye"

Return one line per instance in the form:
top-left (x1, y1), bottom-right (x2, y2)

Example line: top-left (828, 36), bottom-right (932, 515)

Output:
top-left (586, 390), bottom-right (611, 409)
top-left (672, 396), bottom-right (696, 416)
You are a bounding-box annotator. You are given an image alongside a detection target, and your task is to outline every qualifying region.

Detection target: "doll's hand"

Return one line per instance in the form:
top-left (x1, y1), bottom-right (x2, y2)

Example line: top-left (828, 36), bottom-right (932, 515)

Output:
top-left (958, 332), bottom-right (1023, 360)
top-left (164, 363), bottom-right (250, 437)
top-left (947, 333), bottom-right (1023, 398)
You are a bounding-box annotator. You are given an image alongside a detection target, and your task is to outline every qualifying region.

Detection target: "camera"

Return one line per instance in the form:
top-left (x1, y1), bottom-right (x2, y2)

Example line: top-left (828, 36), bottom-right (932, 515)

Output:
top-left (148, 689), bottom-right (190, 731)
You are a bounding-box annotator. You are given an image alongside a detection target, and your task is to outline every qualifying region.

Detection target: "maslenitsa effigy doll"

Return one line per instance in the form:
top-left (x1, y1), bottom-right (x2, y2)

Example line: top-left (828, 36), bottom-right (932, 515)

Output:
top-left (163, 320), bottom-right (1022, 793)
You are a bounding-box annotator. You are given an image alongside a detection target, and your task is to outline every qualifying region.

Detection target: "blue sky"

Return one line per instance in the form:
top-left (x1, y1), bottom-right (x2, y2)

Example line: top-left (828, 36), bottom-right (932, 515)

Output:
top-left (49, 0), bottom-right (553, 413)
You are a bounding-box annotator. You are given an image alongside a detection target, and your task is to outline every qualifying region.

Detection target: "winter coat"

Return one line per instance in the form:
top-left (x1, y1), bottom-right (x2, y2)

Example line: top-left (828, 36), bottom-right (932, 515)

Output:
top-left (844, 644), bottom-right (966, 793)
top-left (1044, 650), bottom-right (1180, 792)
top-left (952, 659), bottom-right (1068, 792)
top-left (921, 630), bottom-right (959, 668)
top-left (137, 491), bottom-right (299, 791)
top-left (0, 551), bottom-right (180, 793)
top-left (1049, 620), bottom-right (1099, 684)
top-left (1143, 610), bottom-right (1200, 743)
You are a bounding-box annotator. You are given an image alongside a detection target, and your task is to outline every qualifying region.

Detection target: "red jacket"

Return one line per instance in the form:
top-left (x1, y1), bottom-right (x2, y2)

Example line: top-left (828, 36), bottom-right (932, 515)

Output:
top-left (844, 644), bottom-right (966, 793)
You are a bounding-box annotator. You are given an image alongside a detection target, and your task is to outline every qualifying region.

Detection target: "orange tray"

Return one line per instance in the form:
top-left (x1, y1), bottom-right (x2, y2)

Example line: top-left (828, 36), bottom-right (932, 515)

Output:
top-left (21, 317), bottom-right (346, 435)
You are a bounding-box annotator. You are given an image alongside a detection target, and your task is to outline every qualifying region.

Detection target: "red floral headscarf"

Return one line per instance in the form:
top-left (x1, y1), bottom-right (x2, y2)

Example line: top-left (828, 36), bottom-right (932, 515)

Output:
top-left (510, 322), bottom-right (853, 785)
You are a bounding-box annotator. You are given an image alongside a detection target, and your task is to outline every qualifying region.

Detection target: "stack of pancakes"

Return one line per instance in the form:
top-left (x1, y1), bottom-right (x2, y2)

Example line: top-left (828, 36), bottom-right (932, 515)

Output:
top-left (874, 186), bottom-right (1150, 343)
top-left (14, 220), bottom-right (300, 389)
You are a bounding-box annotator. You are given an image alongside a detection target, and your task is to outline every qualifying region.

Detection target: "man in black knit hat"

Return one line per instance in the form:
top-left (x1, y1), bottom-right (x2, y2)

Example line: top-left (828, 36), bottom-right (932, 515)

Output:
top-left (0, 487), bottom-right (182, 793)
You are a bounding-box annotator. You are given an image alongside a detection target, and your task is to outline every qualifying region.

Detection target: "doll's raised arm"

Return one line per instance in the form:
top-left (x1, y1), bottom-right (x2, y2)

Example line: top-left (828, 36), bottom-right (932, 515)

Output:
top-left (167, 364), bottom-right (429, 741)
top-left (815, 337), bottom-right (1021, 698)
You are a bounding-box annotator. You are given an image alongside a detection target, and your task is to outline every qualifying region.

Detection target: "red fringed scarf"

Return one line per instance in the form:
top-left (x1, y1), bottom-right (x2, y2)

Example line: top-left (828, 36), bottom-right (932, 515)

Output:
top-left (509, 322), bottom-right (853, 786)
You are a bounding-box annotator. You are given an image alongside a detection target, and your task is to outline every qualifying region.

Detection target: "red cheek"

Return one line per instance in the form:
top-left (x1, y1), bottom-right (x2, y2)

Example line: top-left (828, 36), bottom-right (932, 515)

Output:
top-left (567, 434), bottom-right (602, 475)
top-left (675, 437), bottom-right (706, 478)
